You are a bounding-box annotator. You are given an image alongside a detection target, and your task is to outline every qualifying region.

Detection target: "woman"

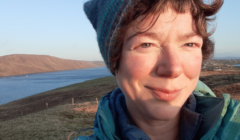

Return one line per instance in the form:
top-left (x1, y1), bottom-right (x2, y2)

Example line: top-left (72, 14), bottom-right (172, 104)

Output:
top-left (75, 0), bottom-right (240, 139)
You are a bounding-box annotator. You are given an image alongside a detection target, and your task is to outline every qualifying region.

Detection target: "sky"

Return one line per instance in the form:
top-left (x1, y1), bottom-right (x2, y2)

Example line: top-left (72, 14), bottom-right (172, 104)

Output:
top-left (0, 0), bottom-right (239, 61)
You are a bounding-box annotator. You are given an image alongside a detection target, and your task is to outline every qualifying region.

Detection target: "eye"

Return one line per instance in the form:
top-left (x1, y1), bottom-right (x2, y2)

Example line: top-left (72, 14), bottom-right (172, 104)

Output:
top-left (184, 43), bottom-right (194, 47)
top-left (140, 43), bottom-right (152, 48)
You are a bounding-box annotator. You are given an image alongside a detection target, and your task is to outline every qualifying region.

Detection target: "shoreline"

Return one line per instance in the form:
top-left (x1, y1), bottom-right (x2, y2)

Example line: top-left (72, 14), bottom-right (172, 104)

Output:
top-left (0, 66), bottom-right (106, 78)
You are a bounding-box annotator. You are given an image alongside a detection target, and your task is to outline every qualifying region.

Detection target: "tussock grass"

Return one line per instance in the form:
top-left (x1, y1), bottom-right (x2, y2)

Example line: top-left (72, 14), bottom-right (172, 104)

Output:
top-left (0, 102), bottom-right (98, 140)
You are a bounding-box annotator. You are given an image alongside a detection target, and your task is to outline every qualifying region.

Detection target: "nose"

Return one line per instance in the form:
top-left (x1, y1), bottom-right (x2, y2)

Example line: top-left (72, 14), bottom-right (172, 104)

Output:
top-left (156, 46), bottom-right (183, 78)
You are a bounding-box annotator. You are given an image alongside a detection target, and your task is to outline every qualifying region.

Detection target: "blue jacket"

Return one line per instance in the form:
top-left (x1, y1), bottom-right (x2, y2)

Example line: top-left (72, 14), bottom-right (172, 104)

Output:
top-left (74, 81), bottom-right (240, 140)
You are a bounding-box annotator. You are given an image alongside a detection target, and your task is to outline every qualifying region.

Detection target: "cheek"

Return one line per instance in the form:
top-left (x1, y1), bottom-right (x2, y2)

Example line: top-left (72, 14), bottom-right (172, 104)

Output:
top-left (182, 53), bottom-right (202, 78)
top-left (120, 53), bottom-right (156, 80)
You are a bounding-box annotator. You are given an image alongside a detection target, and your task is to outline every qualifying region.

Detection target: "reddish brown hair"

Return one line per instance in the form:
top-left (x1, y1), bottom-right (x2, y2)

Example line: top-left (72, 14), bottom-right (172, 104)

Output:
top-left (110, 0), bottom-right (224, 75)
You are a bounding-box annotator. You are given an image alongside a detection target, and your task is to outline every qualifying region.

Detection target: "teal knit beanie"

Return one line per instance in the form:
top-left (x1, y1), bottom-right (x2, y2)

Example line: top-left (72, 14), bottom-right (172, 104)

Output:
top-left (84, 0), bottom-right (131, 73)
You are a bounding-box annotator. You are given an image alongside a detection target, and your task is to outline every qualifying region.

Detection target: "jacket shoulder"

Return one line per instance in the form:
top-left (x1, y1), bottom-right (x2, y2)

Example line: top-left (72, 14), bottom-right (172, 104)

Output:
top-left (194, 80), bottom-right (216, 97)
top-left (214, 98), bottom-right (240, 140)
top-left (201, 95), bottom-right (240, 140)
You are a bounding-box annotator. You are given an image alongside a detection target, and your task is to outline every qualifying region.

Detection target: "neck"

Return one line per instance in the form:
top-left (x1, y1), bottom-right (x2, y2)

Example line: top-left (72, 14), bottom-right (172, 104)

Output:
top-left (127, 102), bottom-right (180, 140)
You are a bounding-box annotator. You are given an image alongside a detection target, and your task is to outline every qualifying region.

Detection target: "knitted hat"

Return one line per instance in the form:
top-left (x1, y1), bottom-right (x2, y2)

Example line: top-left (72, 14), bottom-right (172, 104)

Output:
top-left (84, 0), bottom-right (131, 72)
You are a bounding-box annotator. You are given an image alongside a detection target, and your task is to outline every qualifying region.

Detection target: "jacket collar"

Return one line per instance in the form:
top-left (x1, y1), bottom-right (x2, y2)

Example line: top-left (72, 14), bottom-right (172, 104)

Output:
top-left (108, 88), bottom-right (204, 140)
top-left (180, 94), bottom-right (204, 140)
top-left (109, 88), bottom-right (151, 140)
top-left (93, 89), bottom-right (121, 140)
top-left (93, 80), bottom-right (226, 140)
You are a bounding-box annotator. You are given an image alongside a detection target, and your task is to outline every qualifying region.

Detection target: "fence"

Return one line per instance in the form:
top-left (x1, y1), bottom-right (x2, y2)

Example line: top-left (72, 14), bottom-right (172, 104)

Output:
top-left (0, 97), bottom-right (99, 122)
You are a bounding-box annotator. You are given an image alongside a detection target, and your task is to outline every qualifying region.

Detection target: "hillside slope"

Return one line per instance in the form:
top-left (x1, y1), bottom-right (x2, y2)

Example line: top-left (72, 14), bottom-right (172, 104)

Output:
top-left (0, 54), bottom-right (105, 77)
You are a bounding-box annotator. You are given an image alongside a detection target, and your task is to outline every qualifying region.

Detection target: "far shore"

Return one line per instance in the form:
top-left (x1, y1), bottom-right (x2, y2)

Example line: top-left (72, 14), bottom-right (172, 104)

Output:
top-left (0, 54), bottom-right (105, 77)
top-left (0, 66), bottom-right (106, 78)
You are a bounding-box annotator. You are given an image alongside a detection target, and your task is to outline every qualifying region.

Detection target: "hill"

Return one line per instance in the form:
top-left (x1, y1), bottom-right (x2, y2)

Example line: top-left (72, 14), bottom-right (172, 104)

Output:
top-left (213, 57), bottom-right (240, 60)
top-left (0, 54), bottom-right (105, 77)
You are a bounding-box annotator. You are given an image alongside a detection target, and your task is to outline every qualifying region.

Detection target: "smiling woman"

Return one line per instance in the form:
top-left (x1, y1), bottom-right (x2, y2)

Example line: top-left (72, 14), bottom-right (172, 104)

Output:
top-left (117, 8), bottom-right (203, 124)
top-left (74, 0), bottom-right (240, 140)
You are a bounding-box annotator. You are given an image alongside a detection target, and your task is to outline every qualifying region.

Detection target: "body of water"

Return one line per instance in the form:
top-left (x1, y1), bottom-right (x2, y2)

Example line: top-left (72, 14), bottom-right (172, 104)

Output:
top-left (0, 67), bottom-right (112, 105)
top-left (234, 64), bottom-right (240, 67)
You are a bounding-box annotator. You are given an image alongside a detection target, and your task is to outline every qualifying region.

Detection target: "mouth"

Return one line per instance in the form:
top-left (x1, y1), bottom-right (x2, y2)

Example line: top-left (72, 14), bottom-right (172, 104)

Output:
top-left (145, 86), bottom-right (182, 101)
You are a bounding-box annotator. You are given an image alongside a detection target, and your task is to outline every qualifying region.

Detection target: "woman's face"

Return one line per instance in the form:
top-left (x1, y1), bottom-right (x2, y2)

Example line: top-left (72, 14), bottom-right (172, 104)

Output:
top-left (116, 7), bottom-right (203, 120)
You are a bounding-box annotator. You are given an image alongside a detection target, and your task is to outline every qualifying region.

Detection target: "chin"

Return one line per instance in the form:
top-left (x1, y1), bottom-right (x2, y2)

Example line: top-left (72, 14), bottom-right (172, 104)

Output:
top-left (142, 100), bottom-right (182, 120)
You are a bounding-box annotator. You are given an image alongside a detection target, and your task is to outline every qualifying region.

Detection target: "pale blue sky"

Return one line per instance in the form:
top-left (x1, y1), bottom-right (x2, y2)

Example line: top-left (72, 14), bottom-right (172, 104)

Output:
top-left (0, 0), bottom-right (239, 61)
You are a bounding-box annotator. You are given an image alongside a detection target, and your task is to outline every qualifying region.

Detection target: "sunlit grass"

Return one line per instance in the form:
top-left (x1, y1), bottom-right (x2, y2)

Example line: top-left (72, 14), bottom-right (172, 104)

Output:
top-left (0, 102), bottom-right (97, 140)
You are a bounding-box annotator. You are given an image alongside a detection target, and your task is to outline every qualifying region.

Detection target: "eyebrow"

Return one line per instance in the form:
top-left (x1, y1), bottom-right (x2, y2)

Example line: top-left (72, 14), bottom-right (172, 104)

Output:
top-left (126, 32), bottom-right (163, 42)
top-left (126, 31), bottom-right (199, 42)
top-left (179, 32), bottom-right (199, 40)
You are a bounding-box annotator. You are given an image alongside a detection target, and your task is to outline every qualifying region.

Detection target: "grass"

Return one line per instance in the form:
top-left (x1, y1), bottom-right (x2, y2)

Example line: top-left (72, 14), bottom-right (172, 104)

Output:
top-left (0, 102), bottom-right (97, 140)
top-left (49, 76), bottom-right (116, 92)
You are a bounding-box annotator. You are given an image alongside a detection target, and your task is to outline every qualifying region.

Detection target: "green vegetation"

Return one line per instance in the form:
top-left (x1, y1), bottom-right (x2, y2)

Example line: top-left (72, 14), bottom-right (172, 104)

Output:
top-left (0, 102), bottom-right (97, 140)
top-left (51, 76), bottom-right (116, 92)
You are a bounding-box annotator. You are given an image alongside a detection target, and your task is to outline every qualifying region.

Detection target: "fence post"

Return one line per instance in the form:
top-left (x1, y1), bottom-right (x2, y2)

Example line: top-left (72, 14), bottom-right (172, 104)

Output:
top-left (72, 98), bottom-right (74, 105)
top-left (96, 98), bottom-right (99, 105)
top-left (46, 103), bottom-right (48, 108)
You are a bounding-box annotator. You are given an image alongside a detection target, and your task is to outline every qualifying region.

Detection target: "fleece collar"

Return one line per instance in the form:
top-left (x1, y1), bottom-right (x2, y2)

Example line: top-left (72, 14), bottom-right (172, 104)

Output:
top-left (109, 88), bottom-right (151, 140)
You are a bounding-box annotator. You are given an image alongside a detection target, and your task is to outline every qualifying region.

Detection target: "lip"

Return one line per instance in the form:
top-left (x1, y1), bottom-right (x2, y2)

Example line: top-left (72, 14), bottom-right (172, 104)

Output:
top-left (145, 86), bottom-right (182, 101)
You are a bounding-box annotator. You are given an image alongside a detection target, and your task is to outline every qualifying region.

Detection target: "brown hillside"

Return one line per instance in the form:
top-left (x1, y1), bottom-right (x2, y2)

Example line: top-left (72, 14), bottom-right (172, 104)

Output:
top-left (0, 54), bottom-right (105, 77)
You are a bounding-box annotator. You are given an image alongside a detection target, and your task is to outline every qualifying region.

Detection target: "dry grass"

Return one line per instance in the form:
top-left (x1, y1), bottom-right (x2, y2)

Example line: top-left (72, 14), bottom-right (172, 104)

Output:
top-left (0, 102), bottom-right (98, 140)
top-left (212, 83), bottom-right (240, 100)
top-left (200, 70), bottom-right (240, 77)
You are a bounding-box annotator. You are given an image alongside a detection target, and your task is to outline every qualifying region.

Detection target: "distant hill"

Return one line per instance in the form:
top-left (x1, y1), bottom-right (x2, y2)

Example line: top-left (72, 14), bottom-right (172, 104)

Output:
top-left (213, 57), bottom-right (240, 60)
top-left (0, 54), bottom-right (105, 77)
top-left (91, 61), bottom-right (106, 67)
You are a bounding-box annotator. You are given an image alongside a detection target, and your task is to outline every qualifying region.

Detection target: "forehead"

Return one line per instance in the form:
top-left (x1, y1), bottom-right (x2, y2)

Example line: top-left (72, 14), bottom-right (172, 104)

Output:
top-left (124, 6), bottom-right (197, 42)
